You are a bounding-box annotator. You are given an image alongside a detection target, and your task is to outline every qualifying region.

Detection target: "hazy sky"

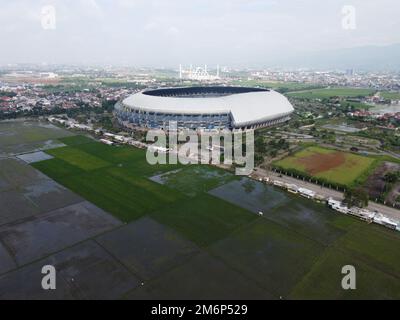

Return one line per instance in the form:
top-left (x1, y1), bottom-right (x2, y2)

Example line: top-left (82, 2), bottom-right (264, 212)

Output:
top-left (1, 0), bottom-right (399, 67)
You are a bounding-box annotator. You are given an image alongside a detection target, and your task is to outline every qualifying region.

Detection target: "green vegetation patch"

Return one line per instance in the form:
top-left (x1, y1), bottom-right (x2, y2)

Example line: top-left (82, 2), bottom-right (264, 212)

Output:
top-left (31, 158), bottom-right (84, 179)
top-left (58, 135), bottom-right (94, 146)
top-left (73, 142), bottom-right (144, 164)
top-left (209, 178), bottom-right (289, 213)
top-left (336, 223), bottom-right (400, 278)
top-left (46, 146), bottom-right (110, 171)
top-left (73, 142), bottom-right (182, 176)
top-left (290, 248), bottom-right (400, 299)
top-left (124, 251), bottom-right (273, 300)
top-left (0, 121), bottom-right (72, 153)
top-left (150, 165), bottom-right (238, 197)
top-left (291, 220), bottom-right (400, 299)
top-left (274, 146), bottom-right (377, 187)
top-left (265, 199), bottom-right (348, 246)
top-left (149, 193), bottom-right (256, 247)
top-left (380, 91), bottom-right (400, 100)
top-left (209, 219), bottom-right (325, 297)
top-left (29, 135), bottom-right (400, 299)
top-left (231, 80), bottom-right (324, 92)
top-left (287, 87), bottom-right (375, 99)
top-left (106, 166), bottom-right (184, 205)
top-left (55, 169), bottom-right (183, 222)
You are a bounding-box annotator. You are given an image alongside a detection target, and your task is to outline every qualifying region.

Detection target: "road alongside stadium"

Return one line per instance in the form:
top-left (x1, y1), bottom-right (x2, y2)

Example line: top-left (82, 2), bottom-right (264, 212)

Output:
top-left (251, 168), bottom-right (400, 222)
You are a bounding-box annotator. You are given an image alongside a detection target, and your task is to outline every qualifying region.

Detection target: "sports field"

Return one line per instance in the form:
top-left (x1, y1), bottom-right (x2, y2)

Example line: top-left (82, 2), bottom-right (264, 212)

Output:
top-left (24, 134), bottom-right (400, 299)
top-left (274, 146), bottom-right (377, 187)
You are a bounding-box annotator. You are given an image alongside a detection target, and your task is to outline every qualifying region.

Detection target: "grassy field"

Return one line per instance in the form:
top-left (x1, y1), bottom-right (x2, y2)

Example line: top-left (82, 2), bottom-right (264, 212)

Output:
top-left (287, 87), bottom-right (376, 99)
top-left (0, 120), bottom-right (72, 156)
top-left (33, 141), bottom-right (183, 222)
top-left (150, 166), bottom-right (238, 197)
top-left (274, 146), bottom-right (377, 187)
top-left (149, 193), bottom-right (256, 246)
top-left (380, 91), bottom-right (400, 100)
top-left (59, 135), bottom-right (95, 146)
top-left (45, 147), bottom-right (110, 171)
top-left (0, 120), bottom-right (73, 146)
top-left (231, 80), bottom-right (324, 91)
top-left (290, 248), bottom-right (400, 299)
top-left (30, 135), bottom-right (400, 299)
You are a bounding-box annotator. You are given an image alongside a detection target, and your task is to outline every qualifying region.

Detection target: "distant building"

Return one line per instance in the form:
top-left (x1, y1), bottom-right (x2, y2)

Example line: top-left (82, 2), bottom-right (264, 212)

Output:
top-left (179, 64), bottom-right (220, 81)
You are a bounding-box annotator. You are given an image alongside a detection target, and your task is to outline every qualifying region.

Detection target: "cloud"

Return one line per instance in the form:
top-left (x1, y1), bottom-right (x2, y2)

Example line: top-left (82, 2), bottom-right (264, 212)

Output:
top-left (166, 26), bottom-right (180, 36)
top-left (144, 21), bottom-right (158, 31)
top-left (0, 0), bottom-right (399, 66)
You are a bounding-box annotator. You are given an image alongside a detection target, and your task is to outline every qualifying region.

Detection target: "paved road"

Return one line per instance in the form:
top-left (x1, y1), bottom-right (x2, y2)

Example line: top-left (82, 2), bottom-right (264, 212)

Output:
top-left (252, 168), bottom-right (400, 222)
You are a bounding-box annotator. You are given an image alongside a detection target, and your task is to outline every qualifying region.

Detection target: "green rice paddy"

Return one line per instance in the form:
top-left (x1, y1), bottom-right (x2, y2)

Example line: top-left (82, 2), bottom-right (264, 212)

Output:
top-left (31, 135), bottom-right (400, 299)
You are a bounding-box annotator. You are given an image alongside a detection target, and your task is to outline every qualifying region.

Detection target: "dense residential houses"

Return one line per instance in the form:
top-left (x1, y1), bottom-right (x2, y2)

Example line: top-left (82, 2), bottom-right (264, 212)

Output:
top-left (0, 82), bottom-right (133, 116)
top-left (251, 69), bottom-right (400, 91)
top-left (348, 109), bottom-right (400, 129)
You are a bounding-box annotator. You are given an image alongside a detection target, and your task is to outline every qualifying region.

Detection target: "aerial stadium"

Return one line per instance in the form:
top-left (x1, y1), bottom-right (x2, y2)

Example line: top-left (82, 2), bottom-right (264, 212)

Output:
top-left (115, 86), bottom-right (294, 130)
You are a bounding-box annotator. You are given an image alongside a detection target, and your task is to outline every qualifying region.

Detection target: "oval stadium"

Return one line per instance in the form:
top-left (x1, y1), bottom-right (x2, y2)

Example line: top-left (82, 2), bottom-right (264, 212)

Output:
top-left (115, 86), bottom-right (294, 130)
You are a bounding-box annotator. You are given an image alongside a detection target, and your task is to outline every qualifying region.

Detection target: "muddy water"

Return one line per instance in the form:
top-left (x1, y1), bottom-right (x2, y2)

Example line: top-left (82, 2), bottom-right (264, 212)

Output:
top-left (209, 178), bottom-right (290, 213)
top-left (208, 177), bottom-right (346, 245)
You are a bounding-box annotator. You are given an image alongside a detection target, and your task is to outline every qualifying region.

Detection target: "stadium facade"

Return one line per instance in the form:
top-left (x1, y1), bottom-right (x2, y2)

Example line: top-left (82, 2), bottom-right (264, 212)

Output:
top-left (115, 86), bottom-right (294, 130)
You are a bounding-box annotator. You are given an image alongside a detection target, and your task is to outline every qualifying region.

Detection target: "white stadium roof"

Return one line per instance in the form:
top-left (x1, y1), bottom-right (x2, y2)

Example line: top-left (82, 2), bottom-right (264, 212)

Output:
top-left (122, 87), bottom-right (294, 128)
